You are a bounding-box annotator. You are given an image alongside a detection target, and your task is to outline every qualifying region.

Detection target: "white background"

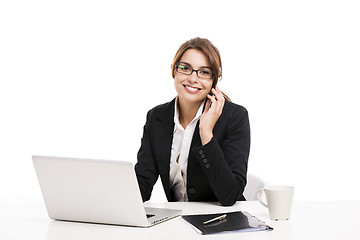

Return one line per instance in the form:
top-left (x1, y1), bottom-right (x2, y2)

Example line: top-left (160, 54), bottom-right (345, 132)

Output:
top-left (1, 0), bottom-right (359, 201)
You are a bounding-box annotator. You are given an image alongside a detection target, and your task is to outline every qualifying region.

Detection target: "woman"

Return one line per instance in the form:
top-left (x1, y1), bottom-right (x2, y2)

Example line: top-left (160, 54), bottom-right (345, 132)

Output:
top-left (135, 37), bottom-right (250, 206)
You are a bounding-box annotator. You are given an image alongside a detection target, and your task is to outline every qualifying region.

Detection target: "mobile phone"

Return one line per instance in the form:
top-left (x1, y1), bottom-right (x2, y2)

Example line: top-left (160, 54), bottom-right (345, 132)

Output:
top-left (208, 82), bottom-right (216, 97)
top-left (206, 83), bottom-right (216, 108)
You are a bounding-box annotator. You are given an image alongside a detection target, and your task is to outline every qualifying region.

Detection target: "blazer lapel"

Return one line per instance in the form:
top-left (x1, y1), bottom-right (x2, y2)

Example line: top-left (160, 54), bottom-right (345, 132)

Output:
top-left (190, 121), bottom-right (202, 150)
top-left (153, 99), bottom-right (175, 200)
top-left (190, 101), bottom-right (206, 151)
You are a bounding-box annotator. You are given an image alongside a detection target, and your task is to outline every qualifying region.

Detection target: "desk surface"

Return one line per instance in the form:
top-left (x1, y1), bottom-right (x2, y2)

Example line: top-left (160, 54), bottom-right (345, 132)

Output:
top-left (1, 195), bottom-right (359, 240)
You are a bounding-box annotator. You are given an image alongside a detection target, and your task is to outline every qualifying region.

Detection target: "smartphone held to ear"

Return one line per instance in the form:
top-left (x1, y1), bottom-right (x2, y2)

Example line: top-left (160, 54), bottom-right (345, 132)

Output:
top-left (206, 83), bottom-right (216, 108)
top-left (208, 83), bottom-right (216, 97)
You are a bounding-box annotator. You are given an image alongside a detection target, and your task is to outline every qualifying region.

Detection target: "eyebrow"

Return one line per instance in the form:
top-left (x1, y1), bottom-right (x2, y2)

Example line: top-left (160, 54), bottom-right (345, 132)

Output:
top-left (178, 62), bottom-right (212, 69)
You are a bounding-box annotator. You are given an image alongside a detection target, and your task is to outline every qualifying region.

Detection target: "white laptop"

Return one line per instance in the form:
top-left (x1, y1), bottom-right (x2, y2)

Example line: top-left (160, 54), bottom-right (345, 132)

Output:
top-left (32, 155), bottom-right (182, 227)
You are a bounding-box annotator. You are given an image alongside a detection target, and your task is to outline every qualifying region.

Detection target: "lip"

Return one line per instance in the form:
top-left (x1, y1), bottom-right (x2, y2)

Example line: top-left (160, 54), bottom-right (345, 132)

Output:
top-left (183, 84), bottom-right (202, 93)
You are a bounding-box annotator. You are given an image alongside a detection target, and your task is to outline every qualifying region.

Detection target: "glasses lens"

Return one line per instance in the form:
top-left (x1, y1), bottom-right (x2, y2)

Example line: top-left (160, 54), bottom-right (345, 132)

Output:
top-left (177, 63), bottom-right (192, 75)
top-left (198, 68), bottom-right (213, 79)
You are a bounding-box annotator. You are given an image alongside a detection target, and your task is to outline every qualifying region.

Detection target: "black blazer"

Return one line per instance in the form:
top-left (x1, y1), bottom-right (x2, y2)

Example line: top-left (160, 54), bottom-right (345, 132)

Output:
top-left (135, 98), bottom-right (250, 206)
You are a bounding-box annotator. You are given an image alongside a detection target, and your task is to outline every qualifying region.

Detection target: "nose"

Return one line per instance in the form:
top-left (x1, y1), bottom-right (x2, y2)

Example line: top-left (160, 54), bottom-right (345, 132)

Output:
top-left (188, 70), bottom-right (199, 82)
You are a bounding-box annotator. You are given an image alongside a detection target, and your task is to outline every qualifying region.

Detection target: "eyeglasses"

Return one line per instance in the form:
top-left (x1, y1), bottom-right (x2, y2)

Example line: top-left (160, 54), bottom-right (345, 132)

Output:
top-left (175, 62), bottom-right (213, 80)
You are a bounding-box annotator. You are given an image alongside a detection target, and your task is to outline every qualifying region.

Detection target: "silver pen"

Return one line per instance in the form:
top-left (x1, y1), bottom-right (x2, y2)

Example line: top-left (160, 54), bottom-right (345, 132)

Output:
top-left (203, 214), bottom-right (227, 225)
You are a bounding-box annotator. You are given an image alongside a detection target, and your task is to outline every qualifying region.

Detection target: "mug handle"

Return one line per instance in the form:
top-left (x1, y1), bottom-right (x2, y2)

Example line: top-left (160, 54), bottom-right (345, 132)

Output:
top-left (257, 188), bottom-right (268, 208)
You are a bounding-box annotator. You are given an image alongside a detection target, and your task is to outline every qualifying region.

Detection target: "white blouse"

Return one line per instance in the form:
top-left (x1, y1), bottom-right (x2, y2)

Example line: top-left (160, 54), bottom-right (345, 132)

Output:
top-left (169, 98), bottom-right (205, 201)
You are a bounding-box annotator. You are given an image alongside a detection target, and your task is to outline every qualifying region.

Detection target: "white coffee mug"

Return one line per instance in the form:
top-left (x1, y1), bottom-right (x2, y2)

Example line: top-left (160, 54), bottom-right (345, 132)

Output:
top-left (257, 185), bottom-right (294, 221)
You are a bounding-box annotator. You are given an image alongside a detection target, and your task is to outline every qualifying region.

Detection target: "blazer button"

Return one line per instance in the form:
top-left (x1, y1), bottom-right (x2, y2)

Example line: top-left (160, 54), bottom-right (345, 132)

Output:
top-left (203, 158), bottom-right (208, 164)
top-left (199, 150), bottom-right (204, 155)
top-left (201, 154), bottom-right (206, 159)
top-left (205, 163), bottom-right (210, 169)
top-left (188, 187), bottom-right (196, 194)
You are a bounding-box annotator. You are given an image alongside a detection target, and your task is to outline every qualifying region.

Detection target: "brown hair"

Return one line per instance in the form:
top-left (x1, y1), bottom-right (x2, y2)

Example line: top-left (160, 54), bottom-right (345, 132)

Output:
top-left (171, 37), bottom-right (231, 101)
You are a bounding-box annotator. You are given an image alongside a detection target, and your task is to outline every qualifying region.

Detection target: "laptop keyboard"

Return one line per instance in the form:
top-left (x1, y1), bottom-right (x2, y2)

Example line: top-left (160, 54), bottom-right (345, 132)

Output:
top-left (146, 214), bottom-right (155, 218)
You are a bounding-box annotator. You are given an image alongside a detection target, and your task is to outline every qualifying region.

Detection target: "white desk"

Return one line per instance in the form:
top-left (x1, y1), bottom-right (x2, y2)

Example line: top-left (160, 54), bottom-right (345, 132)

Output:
top-left (1, 195), bottom-right (359, 239)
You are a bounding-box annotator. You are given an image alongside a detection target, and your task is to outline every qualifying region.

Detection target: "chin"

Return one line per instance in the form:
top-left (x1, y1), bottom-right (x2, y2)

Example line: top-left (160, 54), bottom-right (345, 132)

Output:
top-left (180, 93), bottom-right (206, 104)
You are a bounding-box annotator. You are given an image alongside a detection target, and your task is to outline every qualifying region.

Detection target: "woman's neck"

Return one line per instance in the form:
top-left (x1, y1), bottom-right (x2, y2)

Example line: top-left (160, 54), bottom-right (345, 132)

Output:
top-left (177, 97), bottom-right (202, 129)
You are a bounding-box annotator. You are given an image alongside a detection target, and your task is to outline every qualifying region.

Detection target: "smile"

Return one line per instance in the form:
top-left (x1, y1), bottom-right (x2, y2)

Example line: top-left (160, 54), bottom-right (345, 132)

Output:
top-left (184, 85), bottom-right (202, 93)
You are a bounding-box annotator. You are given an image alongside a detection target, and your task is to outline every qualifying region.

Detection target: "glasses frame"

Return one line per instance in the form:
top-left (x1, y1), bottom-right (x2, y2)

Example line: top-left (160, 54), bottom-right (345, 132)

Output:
top-left (175, 62), bottom-right (213, 80)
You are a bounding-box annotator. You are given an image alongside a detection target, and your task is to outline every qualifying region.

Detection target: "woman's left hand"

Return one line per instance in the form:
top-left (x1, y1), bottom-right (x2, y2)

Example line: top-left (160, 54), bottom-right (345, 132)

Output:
top-left (199, 85), bottom-right (225, 145)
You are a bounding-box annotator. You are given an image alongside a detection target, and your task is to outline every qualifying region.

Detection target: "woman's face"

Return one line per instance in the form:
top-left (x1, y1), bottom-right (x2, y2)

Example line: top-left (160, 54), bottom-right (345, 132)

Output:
top-left (174, 49), bottom-right (214, 105)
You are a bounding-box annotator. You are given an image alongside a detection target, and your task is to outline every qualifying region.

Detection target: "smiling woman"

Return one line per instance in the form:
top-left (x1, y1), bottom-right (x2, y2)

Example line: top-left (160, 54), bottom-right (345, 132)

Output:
top-left (173, 49), bottom-right (214, 111)
top-left (171, 37), bottom-right (230, 102)
top-left (135, 37), bottom-right (251, 206)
